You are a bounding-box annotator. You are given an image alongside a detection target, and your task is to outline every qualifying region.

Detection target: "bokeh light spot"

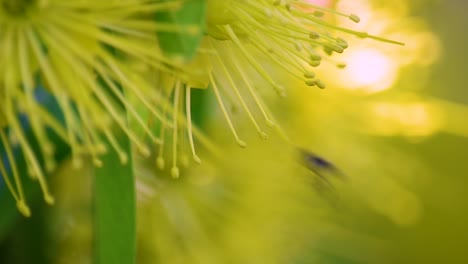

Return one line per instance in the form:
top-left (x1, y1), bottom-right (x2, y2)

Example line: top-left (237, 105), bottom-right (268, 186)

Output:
top-left (341, 49), bottom-right (397, 93)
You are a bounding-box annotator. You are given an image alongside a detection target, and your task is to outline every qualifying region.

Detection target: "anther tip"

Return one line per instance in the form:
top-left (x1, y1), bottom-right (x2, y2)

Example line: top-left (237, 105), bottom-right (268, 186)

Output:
top-left (337, 38), bottom-right (349, 49)
top-left (259, 131), bottom-right (268, 140)
top-left (309, 60), bottom-right (321, 67)
top-left (119, 153), bottom-right (129, 164)
top-left (305, 80), bottom-right (316, 87)
top-left (93, 159), bottom-right (103, 167)
top-left (309, 32), bottom-right (320, 39)
top-left (237, 139), bottom-right (247, 148)
top-left (274, 84), bottom-right (287, 97)
top-left (337, 63), bottom-right (347, 69)
top-left (310, 54), bottom-right (322, 61)
top-left (313, 11), bottom-right (324, 18)
top-left (96, 144), bottom-right (107, 154)
top-left (140, 147), bottom-right (151, 158)
top-left (349, 14), bottom-right (361, 23)
top-left (45, 194), bottom-right (55, 205)
top-left (266, 119), bottom-right (275, 127)
top-left (171, 167), bottom-right (180, 178)
top-left (17, 201), bottom-right (31, 218)
top-left (316, 79), bottom-right (326, 89)
top-left (193, 155), bottom-right (202, 164)
top-left (156, 157), bottom-right (165, 170)
top-left (332, 44), bottom-right (344, 53)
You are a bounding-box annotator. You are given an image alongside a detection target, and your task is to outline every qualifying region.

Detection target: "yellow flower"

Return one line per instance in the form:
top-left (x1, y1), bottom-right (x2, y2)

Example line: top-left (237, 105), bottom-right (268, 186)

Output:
top-left (0, 0), bottom-right (190, 216)
top-left (202, 0), bottom-right (401, 140)
top-left (147, 0), bottom-right (403, 177)
top-left (0, 0), bottom-right (402, 216)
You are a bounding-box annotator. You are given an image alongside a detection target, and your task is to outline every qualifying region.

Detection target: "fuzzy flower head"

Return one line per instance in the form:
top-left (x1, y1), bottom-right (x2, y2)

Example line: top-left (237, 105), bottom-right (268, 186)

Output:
top-left (0, 0), bottom-right (191, 216)
top-left (206, 0), bottom-right (402, 87)
top-left (175, 0), bottom-right (402, 145)
top-left (0, 0), bottom-right (403, 216)
top-left (201, 0), bottom-right (401, 140)
top-left (140, 0), bottom-right (403, 179)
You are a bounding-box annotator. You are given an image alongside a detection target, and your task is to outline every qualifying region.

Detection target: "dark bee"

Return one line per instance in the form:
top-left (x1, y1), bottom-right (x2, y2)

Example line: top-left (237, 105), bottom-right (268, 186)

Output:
top-left (299, 149), bottom-right (346, 202)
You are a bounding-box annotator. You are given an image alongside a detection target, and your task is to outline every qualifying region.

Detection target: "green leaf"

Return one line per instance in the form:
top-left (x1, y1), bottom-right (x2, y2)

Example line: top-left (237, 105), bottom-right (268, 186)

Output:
top-left (94, 132), bottom-right (136, 264)
top-left (0, 194), bottom-right (17, 241)
top-left (155, 0), bottom-right (207, 61)
top-left (0, 202), bottom-right (49, 264)
top-left (190, 86), bottom-right (211, 128)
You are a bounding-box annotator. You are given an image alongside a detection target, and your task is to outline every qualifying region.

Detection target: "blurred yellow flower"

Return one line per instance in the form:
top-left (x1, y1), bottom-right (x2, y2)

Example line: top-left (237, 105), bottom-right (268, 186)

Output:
top-left (0, 0), bottom-right (407, 218)
top-left (148, 0), bottom-right (404, 178)
top-left (0, 0), bottom-right (188, 216)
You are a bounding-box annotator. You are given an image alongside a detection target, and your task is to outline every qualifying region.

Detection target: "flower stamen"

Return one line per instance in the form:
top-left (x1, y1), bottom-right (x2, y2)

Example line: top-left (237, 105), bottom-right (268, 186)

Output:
top-left (171, 81), bottom-right (181, 178)
top-left (156, 98), bottom-right (168, 170)
top-left (223, 25), bottom-right (286, 97)
top-left (185, 86), bottom-right (201, 164)
top-left (228, 49), bottom-right (276, 128)
top-left (209, 72), bottom-right (246, 148)
top-left (211, 40), bottom-right (268, 140)
top-left (0, 130), bottom-right (31, 216)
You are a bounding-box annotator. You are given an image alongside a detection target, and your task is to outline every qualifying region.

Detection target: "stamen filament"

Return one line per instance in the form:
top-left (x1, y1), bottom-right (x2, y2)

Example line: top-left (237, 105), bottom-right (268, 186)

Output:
top-left (228, 50), bottom-right (275, 127)
top-left (18, 31), bottom-right (54, 169)
top-left (0, 132), bottom-right (20, 202)
top-left (209, 72), bottom-right (246, 148)
top-left (211, 40), bottom-right (268, 140)
top-left (224, 25), bottom-right (286, 97)
top-left (6, 101), bottom-right (54, 205)
top-left (171, 81), bottom-right (180, 178)
top-left (185, 85), bottom-right (201, 164)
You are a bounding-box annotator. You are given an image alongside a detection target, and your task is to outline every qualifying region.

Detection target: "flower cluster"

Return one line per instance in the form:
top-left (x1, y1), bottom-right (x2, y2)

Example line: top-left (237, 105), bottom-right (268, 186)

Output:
top-left (0, 0), bottom-right (399, 215)
top-left (151, 0), bottom-right (402, 176)
top-left (0, 0), bottom-right (190, 216)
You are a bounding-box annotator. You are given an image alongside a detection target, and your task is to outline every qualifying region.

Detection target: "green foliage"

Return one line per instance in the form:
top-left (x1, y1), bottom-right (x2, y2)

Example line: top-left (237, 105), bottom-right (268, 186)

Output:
top-left (94, 133), bottom-right (136, 264)
top-left (155, 0), bottom-right (207, 61)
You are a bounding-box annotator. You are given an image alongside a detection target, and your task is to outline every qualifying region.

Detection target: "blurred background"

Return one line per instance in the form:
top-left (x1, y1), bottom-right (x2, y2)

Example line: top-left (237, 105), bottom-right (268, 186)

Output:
top-left (287, 0), bottom-right (468, 263)
top-left (1, 0), bottom-right (467, 263)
